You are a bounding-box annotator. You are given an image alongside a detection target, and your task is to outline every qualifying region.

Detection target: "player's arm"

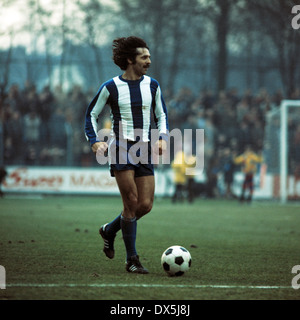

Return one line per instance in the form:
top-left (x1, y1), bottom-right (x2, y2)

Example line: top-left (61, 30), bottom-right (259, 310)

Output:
top-left (84, 84), bottom-right (110, 153)
top-left (254, 153), bottom-right (263, 163)
top-left (233, 154), bottom-right (244, 165)
top-left (153, 83), bottom-right (169, 154)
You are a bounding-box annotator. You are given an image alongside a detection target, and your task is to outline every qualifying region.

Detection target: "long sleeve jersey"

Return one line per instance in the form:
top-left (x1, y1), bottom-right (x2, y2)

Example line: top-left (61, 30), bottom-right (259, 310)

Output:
top-left (234, 151), bottom-right (263, 174)
top-left (85, 75), bottom-right (169, 145)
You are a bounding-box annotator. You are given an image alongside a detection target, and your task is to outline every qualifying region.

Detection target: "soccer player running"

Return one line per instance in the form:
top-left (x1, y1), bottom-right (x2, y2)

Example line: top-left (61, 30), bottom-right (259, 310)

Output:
top-left (234, 144), bottom-right (263, 203)
top-left (85, 37), bottom-right (169, 274)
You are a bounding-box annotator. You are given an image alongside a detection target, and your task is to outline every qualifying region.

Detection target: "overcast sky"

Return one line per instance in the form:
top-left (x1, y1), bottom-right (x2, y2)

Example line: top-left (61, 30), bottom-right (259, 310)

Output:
top-left (0, 0), bottom-right (116, 50)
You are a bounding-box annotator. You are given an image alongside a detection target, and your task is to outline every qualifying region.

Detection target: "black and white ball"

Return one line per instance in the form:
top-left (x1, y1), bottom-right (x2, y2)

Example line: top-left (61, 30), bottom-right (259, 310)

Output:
top-left (161, 245), bottom-right (192, 276)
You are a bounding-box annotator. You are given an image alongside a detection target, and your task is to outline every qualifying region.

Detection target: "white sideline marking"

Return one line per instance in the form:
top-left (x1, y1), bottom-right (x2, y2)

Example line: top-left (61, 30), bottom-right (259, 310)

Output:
top-left (6, 283), bottom-right (291, 289)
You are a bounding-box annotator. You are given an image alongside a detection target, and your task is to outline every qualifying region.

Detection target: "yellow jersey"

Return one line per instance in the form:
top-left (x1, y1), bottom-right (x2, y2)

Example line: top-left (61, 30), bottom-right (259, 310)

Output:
top-left (171, 151), bottom-right (196, 184)
top-left (234, 151), bottom-right (263, 174)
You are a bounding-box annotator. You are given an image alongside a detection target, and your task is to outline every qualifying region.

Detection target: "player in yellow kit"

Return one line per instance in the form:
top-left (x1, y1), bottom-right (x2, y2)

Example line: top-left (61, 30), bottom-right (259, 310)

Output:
top-left (171, 151), bottom-right (187, 203)
top-left (234, 145), bottom-right (263, 203)
top-left (171, 150), bottom-right (196, 203)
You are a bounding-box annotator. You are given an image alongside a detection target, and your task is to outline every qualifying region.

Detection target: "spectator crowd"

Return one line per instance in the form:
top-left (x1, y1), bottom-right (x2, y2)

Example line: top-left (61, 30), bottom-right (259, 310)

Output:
top-left (1, 81), bottom-right (300, 196)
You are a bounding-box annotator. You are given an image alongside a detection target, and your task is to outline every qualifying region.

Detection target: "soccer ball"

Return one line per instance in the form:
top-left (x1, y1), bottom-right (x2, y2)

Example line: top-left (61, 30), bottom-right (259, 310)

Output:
top-left (161, 245), bottom-right (192, 276)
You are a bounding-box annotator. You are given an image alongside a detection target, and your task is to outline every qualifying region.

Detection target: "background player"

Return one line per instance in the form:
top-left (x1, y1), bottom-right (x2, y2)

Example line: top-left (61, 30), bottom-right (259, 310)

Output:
top-left (85, 36), bottom-right (169, 274)
top-left (171, 148), bottom-right (196, 203)
top-left (234, 144), bottom-right (263, 203)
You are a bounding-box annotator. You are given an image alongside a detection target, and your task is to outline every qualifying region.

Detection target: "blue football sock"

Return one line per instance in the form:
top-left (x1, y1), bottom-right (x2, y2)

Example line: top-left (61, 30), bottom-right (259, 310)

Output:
top-left (105, 212), bottom-right (122, 236)
top-left (121, 215), bottom-right (137, 260)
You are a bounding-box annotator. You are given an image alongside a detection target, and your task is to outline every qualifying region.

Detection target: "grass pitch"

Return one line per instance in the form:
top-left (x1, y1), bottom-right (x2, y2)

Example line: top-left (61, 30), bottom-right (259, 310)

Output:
top-left (0, 195), bottom-right (300, 300)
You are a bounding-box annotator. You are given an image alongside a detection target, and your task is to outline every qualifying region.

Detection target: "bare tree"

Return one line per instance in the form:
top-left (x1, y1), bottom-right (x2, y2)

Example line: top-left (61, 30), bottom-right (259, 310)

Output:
top-left (35, 0), bottom-right (55, 85)
top-left (59, 0), bottom-right (67, 87)
top-left (247, 0), bottom-right (300, 96)
top-left (115, 0), bottom-right (170, 83)
top-left (115, 0), bottom-right (203, 93)
top-left (215, 0), bottom-right (232, 92)
top-left (0, 0), bottom-right (21, 102)
top-left (75, 0), bottom-right (110, 84)
top-left (198, 0), bottom-right (239, 93)
top-left (0, 31), bottom-right (14, 106)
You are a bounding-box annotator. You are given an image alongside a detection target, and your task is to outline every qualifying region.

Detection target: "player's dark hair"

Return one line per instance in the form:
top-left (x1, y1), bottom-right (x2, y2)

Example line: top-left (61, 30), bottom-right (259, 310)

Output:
top-left (112, 36), bottom-right (149, 70)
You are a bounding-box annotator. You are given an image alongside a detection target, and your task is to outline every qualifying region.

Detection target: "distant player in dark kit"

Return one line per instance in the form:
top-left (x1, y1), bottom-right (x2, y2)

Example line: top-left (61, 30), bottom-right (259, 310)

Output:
top-left (234, 145), bottom-right (263, 203)
top-left (85, 36), bottom-right (169, 273)
top-left (0, 167), bottom-right (7, 198)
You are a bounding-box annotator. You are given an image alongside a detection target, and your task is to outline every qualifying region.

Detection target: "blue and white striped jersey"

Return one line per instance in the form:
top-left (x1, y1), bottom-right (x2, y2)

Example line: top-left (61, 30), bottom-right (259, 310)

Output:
top-left (85, 75), bottom-right (169, 145)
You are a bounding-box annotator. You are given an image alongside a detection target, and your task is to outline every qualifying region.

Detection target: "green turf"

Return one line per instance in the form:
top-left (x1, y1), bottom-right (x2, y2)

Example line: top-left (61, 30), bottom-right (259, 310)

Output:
top-left (0, 195), bottom-right (300, 300)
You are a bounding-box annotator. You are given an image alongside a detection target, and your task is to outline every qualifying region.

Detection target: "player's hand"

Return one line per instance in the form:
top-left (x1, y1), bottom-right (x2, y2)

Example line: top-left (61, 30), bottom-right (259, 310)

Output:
top-left (92, 142), bottom-right (108, 155)
top-left (154, 139), bottom-right (167, 155)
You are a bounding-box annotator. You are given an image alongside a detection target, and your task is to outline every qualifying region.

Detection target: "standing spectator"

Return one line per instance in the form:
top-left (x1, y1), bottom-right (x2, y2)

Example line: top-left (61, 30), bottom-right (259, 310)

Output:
top-left (205, 157), bottom-right (220, 198)
top-left (68, 85), bottom-right (88, 126)
top-left (185, 153), bottom-right (196, 203)
top-left (201, 89), bottom-right (215, 111)
top-left (47, 107), bottom-right (67, 165)
top-left (236, 97), bottom-right (250, 123)
top-left (48, 107), bottom-right (67, 149)
top-left (250, 121), bottom-right (264, 151)
top-left (4, 110), bottom-right (23, 164)
top-left (39, 85), bottom-right (55, 145)
top-left (23, 82), bottom-right (40, 114)
top-left (6, 84), bottom-right (23, 112)
top-left (23, 110), bottom-right (41, 157)
top-left (220, 147), bottom-right (236, 199)
top-left (272, 89), bottom-right (283, 108)
top-left (203, 110), bottom-right (216, 162)
top-left (237, 121), bottom-right (252, 153)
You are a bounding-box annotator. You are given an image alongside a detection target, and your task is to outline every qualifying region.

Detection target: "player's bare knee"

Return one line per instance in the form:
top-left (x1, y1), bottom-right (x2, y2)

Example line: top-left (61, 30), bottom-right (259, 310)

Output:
top-left (138, 200), bottom-right (153, 216)
top-left (124, 192), bottom-right (138, 213)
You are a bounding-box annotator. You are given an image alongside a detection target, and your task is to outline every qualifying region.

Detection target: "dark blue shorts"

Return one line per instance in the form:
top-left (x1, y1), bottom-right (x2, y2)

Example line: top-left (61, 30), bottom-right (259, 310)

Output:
top-left (108, 138), bottom-right (154, 177)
